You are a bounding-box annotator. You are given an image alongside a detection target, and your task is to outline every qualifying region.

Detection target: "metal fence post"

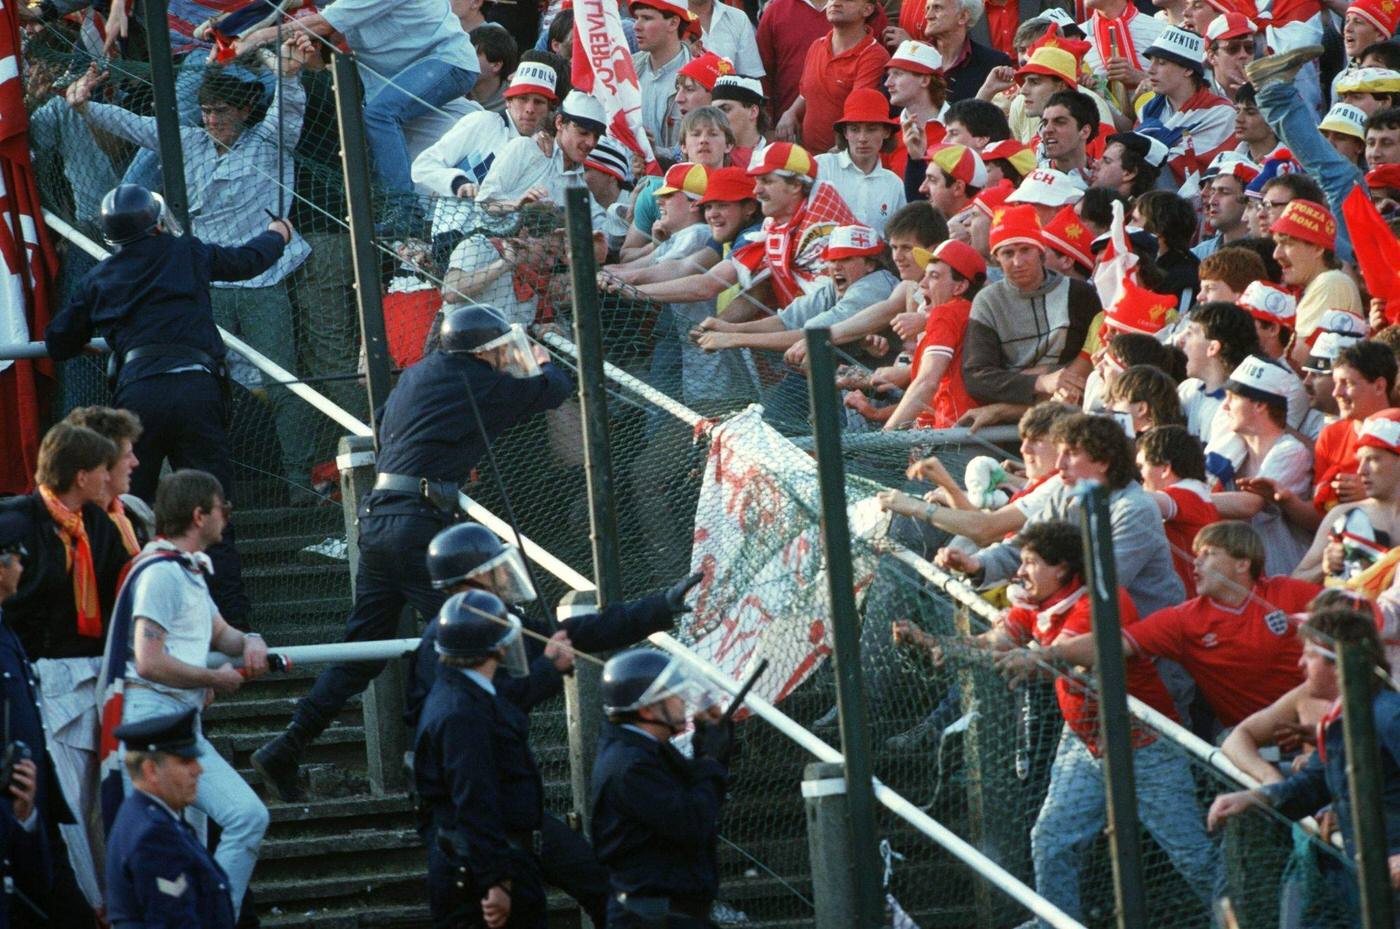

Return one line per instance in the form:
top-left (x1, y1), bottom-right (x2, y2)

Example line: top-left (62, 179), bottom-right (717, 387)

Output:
top-left (562, 183), bottom-right (620, 835)
top-left (1080, 485), bottom-right (1146, 929)
top-left (1338, 640), bottom-right (1396, 929)
top-left (804, 327), bottom-right (883, 929)
top-left (337, 434), bottom-right (408, 794)
top-left (138, 0), bottom-right (190, 228)
top-left (331, 52), bottom-right (393, 444)
top-left (803, 761), bottom-right (859, 929)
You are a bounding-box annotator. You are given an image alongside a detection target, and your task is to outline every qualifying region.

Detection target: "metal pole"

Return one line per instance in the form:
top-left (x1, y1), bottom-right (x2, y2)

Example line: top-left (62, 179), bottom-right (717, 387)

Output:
top-left (139, 0), bottom-right (190, 228)
top-left (331, 51), bottom-right (393, 448)
top-left (1339, 640), bottom-right (1396, 929)
top-left (1080, 485), bottom-right (1147, 929)
top-left (803, 762), bottom-right (858, 929)
top-left (803, 328), bottom-right (883, 929)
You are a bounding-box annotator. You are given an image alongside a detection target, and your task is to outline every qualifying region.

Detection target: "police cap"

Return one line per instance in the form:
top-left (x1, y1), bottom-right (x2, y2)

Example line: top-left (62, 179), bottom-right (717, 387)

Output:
top-left (440, 305), bottom-right (511, 354)
top-left (114, 707), bottom-right (203, 758)
top-left (100, 184), bottom-right (163, 247)
top-left (427, 522), bottom-right (505, 590)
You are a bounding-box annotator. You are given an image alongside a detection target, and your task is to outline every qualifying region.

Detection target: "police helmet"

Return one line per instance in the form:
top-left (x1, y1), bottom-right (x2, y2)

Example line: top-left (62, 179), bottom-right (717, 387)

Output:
top-left (439, 305), bottom-right (511, 354)
top-left (100, 185), bottom-right (166, 247)
top-left (602, 649), bottom-right (709, 716)
top-left (426, 523), bottom-right (537, 603)
top-left (434, 590), bottom-right (529, 676)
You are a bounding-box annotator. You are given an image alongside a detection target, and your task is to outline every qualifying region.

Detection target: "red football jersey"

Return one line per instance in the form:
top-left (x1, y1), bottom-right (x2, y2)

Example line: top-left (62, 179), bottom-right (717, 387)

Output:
top-left (1161, 481), bottom-right (1219, 599)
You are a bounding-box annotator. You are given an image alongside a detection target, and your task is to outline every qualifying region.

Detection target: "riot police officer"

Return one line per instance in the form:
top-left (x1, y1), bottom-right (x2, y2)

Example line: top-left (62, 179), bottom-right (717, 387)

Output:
top-left (44, 184), bottom-right (294, 628)
top-left (414, 591), bottom-right (546, 929)
top-left (106, 707), bottom-right (236, 929)
top-left (591, 650), bottom-right (736, 929)
top-left (252, 306), bottom-right (572, 802)
top-left (404, 521), bottom-right (705, 926)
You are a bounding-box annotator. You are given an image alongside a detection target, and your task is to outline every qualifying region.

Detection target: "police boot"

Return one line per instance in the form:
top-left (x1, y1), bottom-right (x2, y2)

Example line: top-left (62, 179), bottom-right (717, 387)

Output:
top-left (251, 721), bottom-right (313, 802)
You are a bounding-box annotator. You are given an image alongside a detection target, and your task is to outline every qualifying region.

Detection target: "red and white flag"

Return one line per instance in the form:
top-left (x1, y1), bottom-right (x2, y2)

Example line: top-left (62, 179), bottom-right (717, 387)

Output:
top-left (0, 0), bottom-right (60, 493)
top-left (571, 0), bottom-right (661, 176)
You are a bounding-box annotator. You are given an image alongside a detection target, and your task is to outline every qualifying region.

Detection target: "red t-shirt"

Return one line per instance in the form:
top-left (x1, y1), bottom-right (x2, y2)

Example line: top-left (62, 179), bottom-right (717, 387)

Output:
top-left (798, 29), bottom-right (890, 155)
top-left (1160, 480), bottom-right (1219, 599)
top-left (909, 297), bottom-right (974, 429)
top-left (756, 0), bottom-right (889, 123)
top-left (1313, 418), bottom-right (1361, 513)
top-left (1003, 584), bottom-right (1179, 756)
top-left (982, 0), bottom-right (1018, 59)
top-left (1123, 576), bottom-right (1323, 726)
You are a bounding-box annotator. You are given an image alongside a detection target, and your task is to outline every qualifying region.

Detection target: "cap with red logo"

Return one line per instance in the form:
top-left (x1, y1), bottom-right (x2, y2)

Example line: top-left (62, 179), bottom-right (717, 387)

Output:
top-left (1347, 0), bottom-right (1400, 39)
top-left (988, 204), bottom-right (1044, 254)
top-left (887, 40), bottom-right (943, 75)
top-left (695, 166), bottom-right (756, 204)
top-left (821, 224), bottom-right (884, 260)
top-left (931, 239), bottom-right (986, 282)
top-left (1270, 199), bottom-right (1337, 251)
top-left (1008, 168), bottom-right (1084, 207)
top-left (1357, 408), bottom-right (1400, 454)
top-left (506, 61), bottom-right (559, 101)
top-left (1224, 355), bottom-right (1293, 408)
top-left (1237, 281), bottom-right (1298, 329)
top-left (678, 51), bottom-right (735, 91)
top-left (1105, 278), bottom-right (1177, 336)
top-left (928, 144), bottom-right (988, 189)
top-left (835, 88), bottom-right (900, 128)
top-left (747, 142), bottom-right (819, 179)
top-left (656, 162), bottom-right (711, 198)
top-left (1205, 12), bottom-right (1258, 42)
top-left (1041, 205), bottom-right (1094, 272)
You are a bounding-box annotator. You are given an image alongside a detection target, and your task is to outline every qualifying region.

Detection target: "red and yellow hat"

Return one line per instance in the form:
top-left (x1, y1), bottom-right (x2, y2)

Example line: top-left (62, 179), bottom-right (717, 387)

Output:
top-left (746, 142), bottom-right (819, 180)
top-left (1105, 278), bottom-right (1177, 336)
top-left (1014, 24), bottom-right (1091, 88)
top-left (980, 139), bottom-right (1036, 179)
top-left (930, 239), bottom-right (986, 281)
top-left (1347, 0), bottom-right (1400, 38)
top-left (696, 166), bottom-right (756, 204)
top-left (928, 143), bottom-right (987, 189)
top-left (656, 162), bottom-right (711, 198)
top-left (834, 88), bottom-right (900, 128)
top-left (1270, 199), bottom-right (1337, 251)
top-left (678, 51), bottom-right (735, 91)
top-left (1041, 205), bottom-right (1094, 272)
top-left (821, 224), bottom-right (884, 260)
top-left (988, 204), bottom-right (1044, 254)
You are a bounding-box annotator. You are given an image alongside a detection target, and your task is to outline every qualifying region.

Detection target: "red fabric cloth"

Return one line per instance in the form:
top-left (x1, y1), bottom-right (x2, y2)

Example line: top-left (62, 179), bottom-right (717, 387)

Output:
top-left (797, 28), bottom-right (890, 155)
top-left (729, 189), bottom-right (857, 306)
top-left (1123, 575), bottom-right (1322, 725)
top-left (384, 289), bottom-right (444, 368)
top-left (1312, 418), bottom-right (1362, 513)
top-left (910, 296), bottom-right (974, 428)
top-left (1161, 483), bottom-right (1219, 599)
top-left (1004, 584), bottom-right (1179, 755)
top-left (756, 0), bottom-right (888, 123)
top-left (983, 0), bottom-right (1019, 59)
top-left (1342, 185), bottom-right (1400, 326)
top-left (897, 0), bottom-right (925, 44)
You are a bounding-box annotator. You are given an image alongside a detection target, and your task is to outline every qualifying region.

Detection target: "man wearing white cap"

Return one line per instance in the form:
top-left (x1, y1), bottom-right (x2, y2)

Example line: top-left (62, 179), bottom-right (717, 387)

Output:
top-left (1210, 355), bottom-right (1316, 576)
top-left (412, 60), bottom-right (562, 241)
top-left (885, 40), bottom-right (948, 160)
top-left (1204, 13), bottom-right (1259, 102)
top-left (1007, 167), bottom-right (1084, 225)
top-left (476, 90), bottom-right (608, 231)
top-left (1136, 25), bottom-right (1238, 183)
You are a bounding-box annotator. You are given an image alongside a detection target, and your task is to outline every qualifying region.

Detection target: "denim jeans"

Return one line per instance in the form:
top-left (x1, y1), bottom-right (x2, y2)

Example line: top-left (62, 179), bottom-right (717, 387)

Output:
top-left (1028, 725), bottom-right (1219, 927)
top-left (121, 686), bottom-right (270, 919)
top-left (1256, 80), bottom-right (1363, 266)
top-left (363, 58), bottom-right (477, 200)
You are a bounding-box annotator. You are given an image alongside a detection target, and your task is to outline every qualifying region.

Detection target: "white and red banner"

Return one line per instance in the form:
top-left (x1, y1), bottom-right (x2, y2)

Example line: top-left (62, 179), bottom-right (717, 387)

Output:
top-left (679, 407), bottom-right (887, 709)
top-left (570, 0), bottom-right (661, 176)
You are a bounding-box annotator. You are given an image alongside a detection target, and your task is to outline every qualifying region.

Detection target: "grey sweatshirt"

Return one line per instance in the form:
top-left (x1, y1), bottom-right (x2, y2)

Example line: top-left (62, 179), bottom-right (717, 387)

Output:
top-left (961, 270), bottom-right (1100, 405)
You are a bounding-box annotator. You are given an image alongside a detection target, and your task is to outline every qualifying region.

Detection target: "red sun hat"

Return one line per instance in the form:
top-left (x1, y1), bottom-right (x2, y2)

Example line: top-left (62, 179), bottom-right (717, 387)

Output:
top-left (1269, 199), bottom-right (1337, 251)
top-left (696, 166), bottom-right (757, 204)
top-left (834, 88), bottom-right (900, 128)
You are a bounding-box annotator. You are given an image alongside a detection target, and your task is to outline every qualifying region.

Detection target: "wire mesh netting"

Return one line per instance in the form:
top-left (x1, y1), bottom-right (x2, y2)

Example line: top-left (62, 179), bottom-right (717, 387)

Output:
top-left (23, 9), bottom-right (1374, 928)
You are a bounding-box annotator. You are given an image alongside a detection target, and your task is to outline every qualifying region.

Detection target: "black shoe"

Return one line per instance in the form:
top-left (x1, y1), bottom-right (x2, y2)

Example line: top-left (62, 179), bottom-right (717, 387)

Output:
top-left (251, 735), bottom-right (306, 803)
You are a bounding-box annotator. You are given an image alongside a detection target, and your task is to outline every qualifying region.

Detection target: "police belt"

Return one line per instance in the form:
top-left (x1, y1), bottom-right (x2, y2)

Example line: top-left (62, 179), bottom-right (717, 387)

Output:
top-left (122, 343), bottom-right (221, 373)
top-left (373, 472), bottom-right (461, 513)
top-left (615, 893), bottom-right (710, 921)
top-left (438, 825), bottom-right (542, 860)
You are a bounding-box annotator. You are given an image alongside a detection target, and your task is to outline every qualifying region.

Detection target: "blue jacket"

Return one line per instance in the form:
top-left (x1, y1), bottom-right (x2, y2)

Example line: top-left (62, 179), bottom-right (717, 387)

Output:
top-left (371, 351), bottom-right (572, 489)
top-left (404, 592), bottom-right (677, 728)
top-left (0, 615), bottom-right (51, 929)
top-left (414, 669), bottom-right (544, 893)
top-left (45, 231), bottom-right (284, 388)
top-left (1264, 690), bottom-right (1400, 859)
top-left (105, 790), bottom-right (235, 929)
top-left (590, 722), bottom-right (727, 902)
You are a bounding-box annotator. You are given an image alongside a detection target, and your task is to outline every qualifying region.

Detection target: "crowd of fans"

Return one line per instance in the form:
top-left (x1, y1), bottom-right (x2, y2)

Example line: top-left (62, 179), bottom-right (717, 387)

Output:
top-left (15, 0), bottom-right (1400, 923)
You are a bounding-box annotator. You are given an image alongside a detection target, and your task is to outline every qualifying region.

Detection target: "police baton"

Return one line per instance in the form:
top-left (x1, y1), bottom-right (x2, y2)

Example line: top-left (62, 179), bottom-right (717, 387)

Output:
top-left (719, 658), bottom-right (769, 724)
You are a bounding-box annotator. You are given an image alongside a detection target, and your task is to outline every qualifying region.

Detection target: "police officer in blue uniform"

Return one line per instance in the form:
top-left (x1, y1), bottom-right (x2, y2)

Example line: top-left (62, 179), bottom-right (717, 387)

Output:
top-left (44, 184), bottom-right (294, 629)
top-left (403, 522), bottom-right (705, 927)
top-left (415, 590), bottom-right (546, 929)
top-left (591, 650), bottom-right (736, 929)
top-left (252, 306), bottom-right (573, 802)
top-left (106, 707), bottom-right (236, 929)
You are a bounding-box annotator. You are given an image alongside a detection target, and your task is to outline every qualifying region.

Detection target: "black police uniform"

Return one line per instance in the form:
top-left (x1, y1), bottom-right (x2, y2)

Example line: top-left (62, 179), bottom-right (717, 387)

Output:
top-left (591, 722), bottom-right (728, 928)
top-left (405, 593), bottom-right (678, 926)
top-left (1, 604), bottom-right (54, 929)
top-left (287, 350), bottom-right (572, 744)
top-left (105, 709), bottom-right (236, 929)
top-left (45, 230), bottom-right (287, 628)
top-left (415, 669), bottom-right (547, 929)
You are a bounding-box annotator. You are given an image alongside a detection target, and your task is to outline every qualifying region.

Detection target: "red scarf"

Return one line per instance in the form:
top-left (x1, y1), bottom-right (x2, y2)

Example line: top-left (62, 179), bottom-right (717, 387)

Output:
top-left (107, 497), bottom-right (140, 557)
top-left (1091, 9), bottom-right (1143, 71)
top-left (39, 486), bottom-right (102, 638)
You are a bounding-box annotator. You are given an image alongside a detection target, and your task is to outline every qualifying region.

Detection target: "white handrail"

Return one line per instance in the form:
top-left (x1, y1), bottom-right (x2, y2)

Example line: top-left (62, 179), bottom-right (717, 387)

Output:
top-left (539, 329), bottom-right (707, 430)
